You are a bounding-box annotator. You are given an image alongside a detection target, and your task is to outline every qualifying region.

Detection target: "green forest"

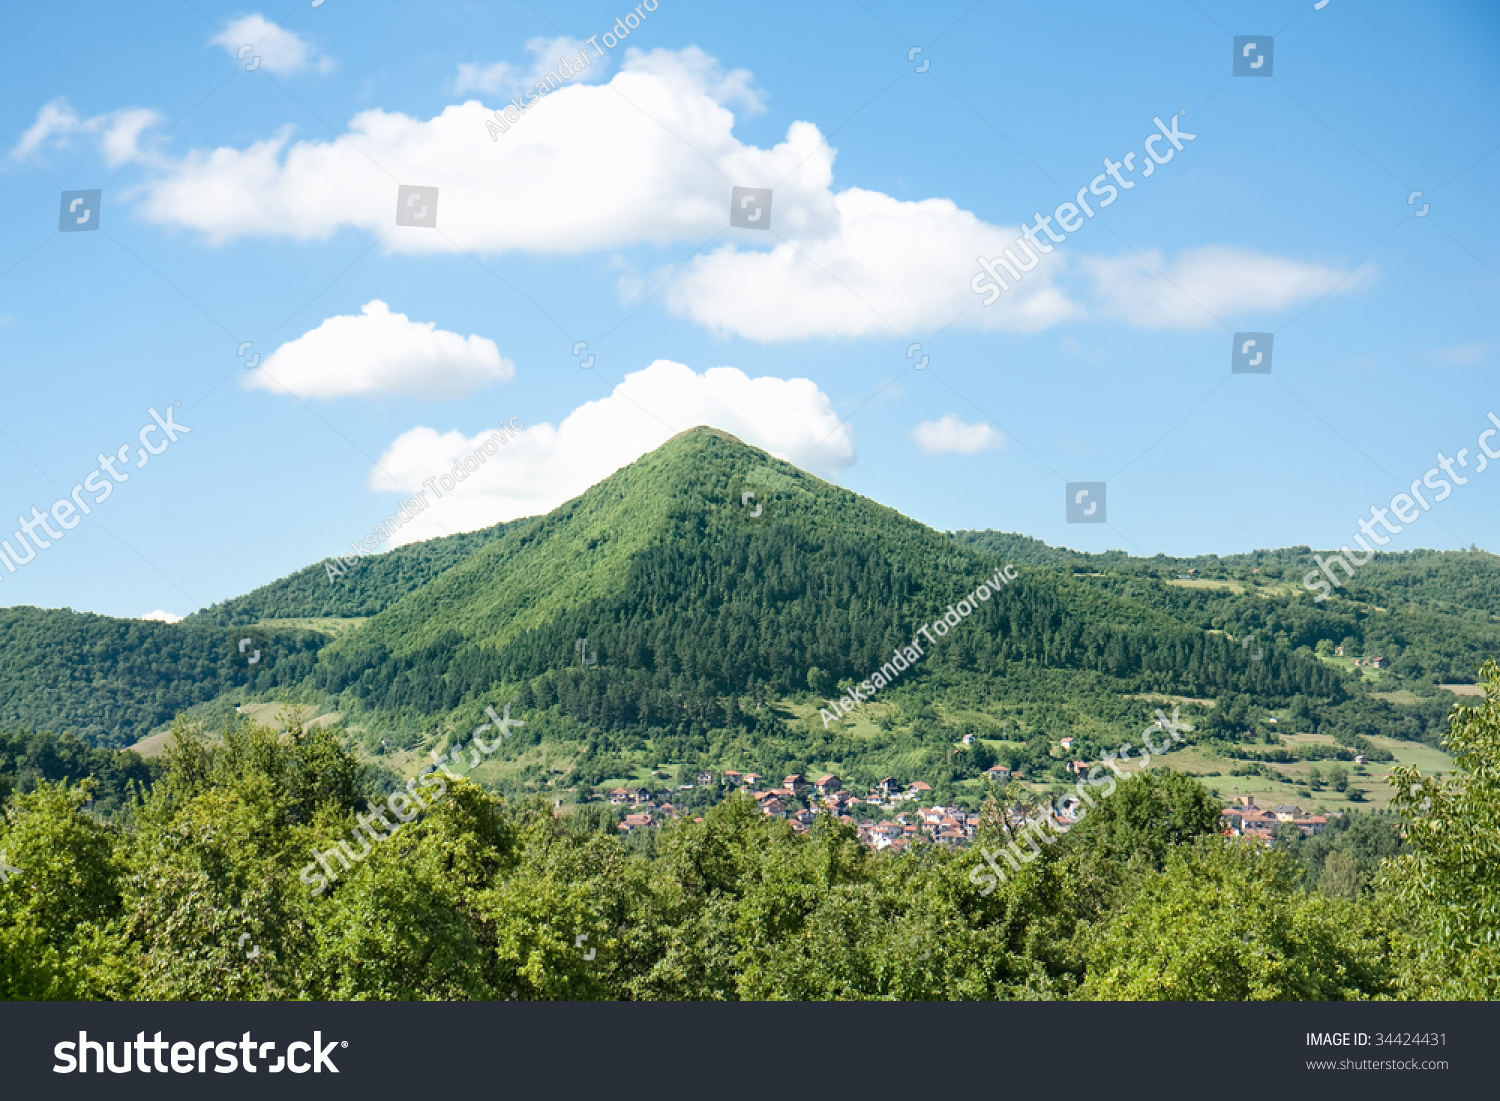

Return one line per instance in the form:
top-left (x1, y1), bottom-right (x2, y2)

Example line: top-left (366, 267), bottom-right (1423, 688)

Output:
top-left (1, 662), bottom-right (1495, 1000)
top-left (0, 427), bottom-right (1496, 1000)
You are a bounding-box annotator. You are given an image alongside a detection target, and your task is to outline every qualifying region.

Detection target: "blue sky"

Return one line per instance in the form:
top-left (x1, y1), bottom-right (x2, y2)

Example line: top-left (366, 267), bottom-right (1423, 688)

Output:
top-left (1, 0), bottom-right (1496, 620)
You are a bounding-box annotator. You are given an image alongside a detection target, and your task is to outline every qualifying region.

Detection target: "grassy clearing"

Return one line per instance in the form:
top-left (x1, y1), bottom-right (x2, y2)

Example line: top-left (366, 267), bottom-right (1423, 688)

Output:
top-left (254, 617), bottom-right (368, 638)
top-left (1164, 578), bottom-right (1245, 593)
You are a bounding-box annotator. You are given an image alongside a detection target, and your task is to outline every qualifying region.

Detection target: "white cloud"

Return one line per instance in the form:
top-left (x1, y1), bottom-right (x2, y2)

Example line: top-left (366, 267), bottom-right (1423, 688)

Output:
top-left (127, 47), bottom-right (1370, 339)
top-left (246, 300), bottom-right (512, 400)
top-left (911, 415), bottom-right (1004, 456)
top-left (10, 97), bottom-right (163, 168)
top-left (140, 610), bottom-right (183, 623)
top-left (1080, 245), bottom-right (1374, 330)
top-left (212, 14), bottom-right (332, 76)
top-left (135, 47), bottom-right (803, 251)
top-left (453, 36), bottom-right (611, 97)
top-left (666, 188), bottom-right (1078, 339)
top-left (368, 360), bottom-right (854, 542)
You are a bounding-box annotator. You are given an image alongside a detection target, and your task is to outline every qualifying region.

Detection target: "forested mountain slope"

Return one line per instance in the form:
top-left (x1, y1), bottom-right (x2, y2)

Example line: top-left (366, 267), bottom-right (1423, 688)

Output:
top-left (188, 517), bottom-right (526, 626)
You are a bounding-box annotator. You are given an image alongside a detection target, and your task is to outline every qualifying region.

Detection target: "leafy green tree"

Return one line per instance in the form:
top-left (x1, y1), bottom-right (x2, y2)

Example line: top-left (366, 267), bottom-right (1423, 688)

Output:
top-left (806, 666), bottom-right (834, 696)
top-left (312, 780), bottom-right (519, 999)
top-left (114, 717), bottom-right (366, 999)
top-left (1318, 849), bottom-right (1363, 900)
top-left (1080, 840), bottom-right (1391, 1000)
top-left (0, 781), bottom-right (121, 999)
top-left (1379, 660), bottom-right (1500, 998)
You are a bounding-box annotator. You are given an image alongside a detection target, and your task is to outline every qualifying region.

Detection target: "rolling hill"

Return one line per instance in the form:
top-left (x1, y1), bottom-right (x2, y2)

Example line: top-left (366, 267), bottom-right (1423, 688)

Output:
top-left (0, 428), bottom-right (1487, 806)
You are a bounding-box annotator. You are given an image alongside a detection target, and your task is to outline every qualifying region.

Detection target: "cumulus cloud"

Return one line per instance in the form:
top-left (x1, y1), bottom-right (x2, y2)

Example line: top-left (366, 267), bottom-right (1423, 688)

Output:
top-left (140, 610), bottom-right (183, 623)
top-left (212, 14), bottom-right (332, 75)
top-left (135, 46), bottom-right (793, 250)
top-left (246, 300), bottom-right (512, 400)
top-left (911, 415), bottom-right (1004, 456)
top-left (1080, 245), bottom-right (1374, 329)
top-left (126, 46), bottom-right (1371, 339)
top-left (368, 360), bottom-right (853, 542)
top-left (666, 188), bottom-right (1077, 338)
top-left (10, 97), bottom-right (162, 168)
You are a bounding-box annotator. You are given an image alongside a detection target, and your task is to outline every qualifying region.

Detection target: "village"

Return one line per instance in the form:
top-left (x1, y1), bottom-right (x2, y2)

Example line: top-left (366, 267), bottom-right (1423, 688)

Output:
top-left (594, 744), bottom-right (1343, 853)
top-left (600, 769), bottom-right (995, 850)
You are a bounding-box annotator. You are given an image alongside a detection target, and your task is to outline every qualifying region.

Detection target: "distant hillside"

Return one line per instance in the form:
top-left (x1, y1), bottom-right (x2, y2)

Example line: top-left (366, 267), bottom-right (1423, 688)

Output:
top-left (187, 518), bottom-right (528, 626)
top-left (0, 430), bottom-right (1491, 770)
top-left (0, 728), bottom-right (157, 817)
top-left (0, 608), bottom-right (325, 748)
top-left (953, 532), bottom-right (1500, 619)
top-left (302, 429), bottom-right (1352, 785)
top-left (954, 532), bottom-right (1500, 685)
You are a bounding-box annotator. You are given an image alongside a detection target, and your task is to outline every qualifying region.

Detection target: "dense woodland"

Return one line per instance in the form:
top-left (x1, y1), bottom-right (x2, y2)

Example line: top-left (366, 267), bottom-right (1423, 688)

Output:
top-left (188, 519), bottom-right (523, 626)
top-left (1, 663), bottom-right (1495, 1001)
top-left (0, 607), bottom-right (322, 747)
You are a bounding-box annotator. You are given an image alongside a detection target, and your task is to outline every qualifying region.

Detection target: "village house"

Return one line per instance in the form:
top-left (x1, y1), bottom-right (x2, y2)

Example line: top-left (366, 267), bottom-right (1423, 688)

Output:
top-left (1223, 800), bottom-right (1327, 837)
top-left (983, 765), bottom-right (1012, 783)
top-left (815, 774), bottom-right (842, 796)
top-left (784, 774), bottom-right (810, 795)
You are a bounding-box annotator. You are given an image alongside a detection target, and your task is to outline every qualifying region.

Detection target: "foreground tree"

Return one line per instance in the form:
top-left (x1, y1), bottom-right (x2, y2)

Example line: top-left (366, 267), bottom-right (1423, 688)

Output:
top-left (0, 782), bottom-right (121, 999)
top-left (1079, 839), bottom-right (1392, 1000)
top-left (1379, 660), bottom-right (1500, 998)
